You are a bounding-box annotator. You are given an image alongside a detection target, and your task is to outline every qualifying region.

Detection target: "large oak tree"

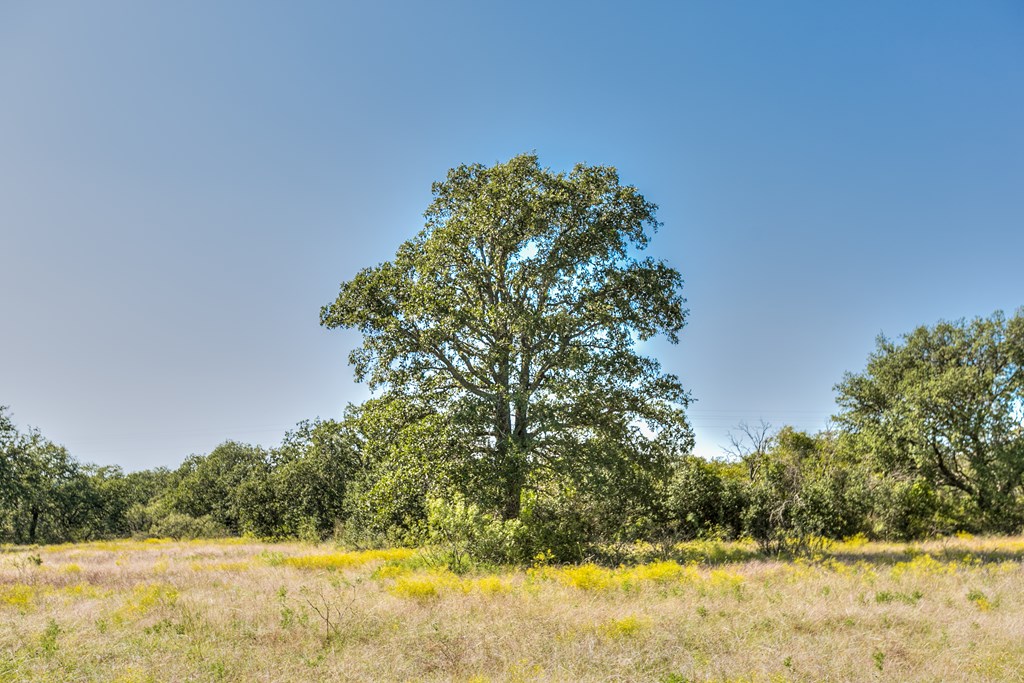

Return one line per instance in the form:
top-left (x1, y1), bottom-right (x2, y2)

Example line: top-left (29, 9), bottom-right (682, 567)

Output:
top-left (322, 154), bottom-right (692, 519)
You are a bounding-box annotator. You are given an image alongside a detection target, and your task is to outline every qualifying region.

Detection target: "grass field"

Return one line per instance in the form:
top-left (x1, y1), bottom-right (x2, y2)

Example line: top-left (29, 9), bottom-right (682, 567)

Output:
top-left (1, 536), bottom-right (1023, 682)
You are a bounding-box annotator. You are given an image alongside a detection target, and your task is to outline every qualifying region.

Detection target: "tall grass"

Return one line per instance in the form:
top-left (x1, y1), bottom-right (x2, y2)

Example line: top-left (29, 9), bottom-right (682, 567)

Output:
top-left (1, 536), bottom-right (1022, 681)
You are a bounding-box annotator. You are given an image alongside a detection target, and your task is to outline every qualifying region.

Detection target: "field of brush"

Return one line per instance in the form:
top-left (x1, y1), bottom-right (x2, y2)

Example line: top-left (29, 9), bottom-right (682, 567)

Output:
top-left (1, 536), bottom-right (1023, 682)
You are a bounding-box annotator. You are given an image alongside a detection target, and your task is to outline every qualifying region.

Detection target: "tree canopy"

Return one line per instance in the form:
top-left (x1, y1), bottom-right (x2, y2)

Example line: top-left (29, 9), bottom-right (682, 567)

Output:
top-left (321, 154), bottom-right (693, 519)
top-left (835, 309), bottom-right (1024, 531)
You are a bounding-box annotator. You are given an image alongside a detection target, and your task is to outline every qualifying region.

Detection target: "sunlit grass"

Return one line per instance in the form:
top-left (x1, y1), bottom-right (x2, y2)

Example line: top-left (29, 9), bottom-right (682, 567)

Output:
top-left (283, 548), bottom-right (416, 571)
top-left (1, 536), bottom-right (1022, 681)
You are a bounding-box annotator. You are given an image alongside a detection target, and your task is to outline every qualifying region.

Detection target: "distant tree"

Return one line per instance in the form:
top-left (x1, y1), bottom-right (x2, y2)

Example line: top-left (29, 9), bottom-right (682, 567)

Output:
top-left (0, 424), bottom-right (92, 544)
top-left (835, 310), bottom-right (1024, 532)
top-left (167, 441), bottom-right (270, 534)
top-left (117, 467), bottom-right (179, 536)
top-left (0, 407), bottom-right (19, 514)
top-left (234, 419), bottom-right (362, 539)
top-left (724, 419), bottom-right (776, 480)
top-left (81, 465), bottom-right (149, 538)
top-left (321, 154), bottom-right (692, 520)
top-left (1, 408), bottom-right (193, 543)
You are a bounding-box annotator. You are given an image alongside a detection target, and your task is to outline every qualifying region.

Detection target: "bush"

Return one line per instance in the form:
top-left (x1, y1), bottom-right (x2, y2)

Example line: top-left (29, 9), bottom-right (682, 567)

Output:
top-left (149, 513), bottom-right (227, 540)
top-left (518, 489), bottom-right (598, 563)
top-left (742, 428), bottom-right (871, 554)
top-left (869, 476), bottom-right (965, 540)
top-left (664, 457), bottom-right (746, 540)
top-left (425, 495), bottom-right (528, 571)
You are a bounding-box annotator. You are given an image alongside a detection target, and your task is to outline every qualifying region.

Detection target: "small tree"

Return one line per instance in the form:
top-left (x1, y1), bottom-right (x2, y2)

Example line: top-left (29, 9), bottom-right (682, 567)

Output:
top-left (167, 441), bottom-right (270, 534)
top-left (742, 427), bottom-right (871, 554)
top-left (276, 422), bottom-right (349, 537)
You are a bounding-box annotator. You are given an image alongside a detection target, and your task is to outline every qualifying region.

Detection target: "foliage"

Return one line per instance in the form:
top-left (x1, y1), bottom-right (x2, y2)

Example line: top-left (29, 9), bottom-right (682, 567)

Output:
top-left (4, 266), bottom-right (1021, 548)
top-left (265, 419), bottom-right (357, 539)
top-left (425, 494), bottom-right (529, 570)
top-left (0, 412), bottom-right (107, 544)
top-left (338, 396), bottom-right (475, 544)
top-left (742, 428), bottom-right (871, 554)
top-left (517, 471), bottom-right (668, 563)
top-left (835, 309), bottom-right (1024, 532)
top-left (165, 441), bottom-right (271, 534)
top-left (866, 475), bottom-right (950, 540)
top-left (517, 487), bottom-right (596, 563)
top-left (148, 512), bottom-right (226, 540)
top-left (664, 456), bottom-right (746, 540)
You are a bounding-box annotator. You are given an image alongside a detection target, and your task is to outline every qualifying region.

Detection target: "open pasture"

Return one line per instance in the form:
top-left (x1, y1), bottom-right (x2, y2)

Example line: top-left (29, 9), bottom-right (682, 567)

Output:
top-left (1, 537), bottom-right (1023, 682)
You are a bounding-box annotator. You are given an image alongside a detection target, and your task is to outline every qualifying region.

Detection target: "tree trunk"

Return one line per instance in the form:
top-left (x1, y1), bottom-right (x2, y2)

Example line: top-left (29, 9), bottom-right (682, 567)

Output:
top-left (28, 507), bottom-right (39, 544)
top-left (501, 401), bottom-right (531, 519)
top-left (501, 466), bottom-right (524, 520)
top-left (495, 399), bottom-right (517, 519)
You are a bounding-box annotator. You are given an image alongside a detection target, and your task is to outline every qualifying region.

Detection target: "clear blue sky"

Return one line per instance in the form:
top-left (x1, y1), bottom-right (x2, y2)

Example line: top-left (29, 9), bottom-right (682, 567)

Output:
top-left (2, 1), bottom-right (1022, 470)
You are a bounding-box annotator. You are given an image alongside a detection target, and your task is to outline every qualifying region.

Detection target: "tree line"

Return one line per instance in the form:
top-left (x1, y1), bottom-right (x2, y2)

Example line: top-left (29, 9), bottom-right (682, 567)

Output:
top-left (3, 155), bottom-right (1021, 560)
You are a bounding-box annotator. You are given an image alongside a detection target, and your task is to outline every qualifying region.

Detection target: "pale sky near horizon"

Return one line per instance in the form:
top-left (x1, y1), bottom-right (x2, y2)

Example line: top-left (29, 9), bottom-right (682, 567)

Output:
top-left (2, 1), bottom-right (1022, 471)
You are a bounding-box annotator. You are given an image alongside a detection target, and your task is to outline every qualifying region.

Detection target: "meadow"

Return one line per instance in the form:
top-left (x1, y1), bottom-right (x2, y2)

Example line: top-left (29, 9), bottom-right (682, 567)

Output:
top-left (1, 536), bottom-right (1022, 682)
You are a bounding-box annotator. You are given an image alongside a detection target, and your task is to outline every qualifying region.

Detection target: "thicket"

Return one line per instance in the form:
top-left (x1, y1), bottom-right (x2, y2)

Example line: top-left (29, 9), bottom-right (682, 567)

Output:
top-left (0, 415), bottom-right (1016, 556)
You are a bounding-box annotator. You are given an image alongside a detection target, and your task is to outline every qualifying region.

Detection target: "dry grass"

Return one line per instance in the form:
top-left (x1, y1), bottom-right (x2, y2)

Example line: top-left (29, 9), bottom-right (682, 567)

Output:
top-left (1, 536), bottom-right (1023, 682)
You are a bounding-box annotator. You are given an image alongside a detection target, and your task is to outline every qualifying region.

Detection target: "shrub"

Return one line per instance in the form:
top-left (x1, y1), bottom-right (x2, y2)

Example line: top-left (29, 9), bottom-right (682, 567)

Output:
top-left (426, 495), bottom-right (529, 571)
top-left (518, 489), bottom-right (597, 563)
top-left (664, 457), bottom-right (746, 540)
top-left (149, 513), bottom-right (226, 540)
top-left (743, 428), bottom-right (871, 554)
